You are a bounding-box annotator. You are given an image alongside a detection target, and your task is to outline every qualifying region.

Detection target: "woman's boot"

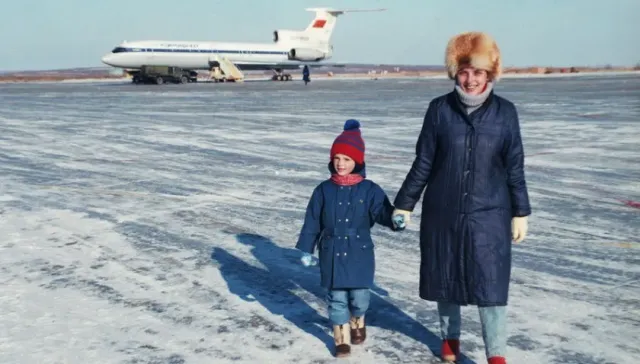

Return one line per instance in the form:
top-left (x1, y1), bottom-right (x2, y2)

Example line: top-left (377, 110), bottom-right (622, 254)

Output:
top-left (333, 323), bottom-right (351, 357)
top-left (349, 315), bottom-right (366, 344)
top-left (441, 339), bottom-right (460, 362)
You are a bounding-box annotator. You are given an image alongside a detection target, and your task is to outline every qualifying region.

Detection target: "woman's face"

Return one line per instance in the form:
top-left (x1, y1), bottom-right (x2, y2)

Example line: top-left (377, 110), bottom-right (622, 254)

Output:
top-left (456, 66), bottom-right (489, 95)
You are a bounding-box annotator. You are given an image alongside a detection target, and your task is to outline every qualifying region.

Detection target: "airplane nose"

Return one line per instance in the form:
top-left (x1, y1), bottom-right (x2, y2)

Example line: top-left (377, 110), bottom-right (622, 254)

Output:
top-left (101, 54), bottom-right (114, 66)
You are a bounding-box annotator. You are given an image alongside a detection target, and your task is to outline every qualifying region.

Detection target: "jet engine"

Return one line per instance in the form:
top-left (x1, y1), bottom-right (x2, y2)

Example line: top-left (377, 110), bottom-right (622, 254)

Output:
top-left (288, 48), bottom-right (326, 61)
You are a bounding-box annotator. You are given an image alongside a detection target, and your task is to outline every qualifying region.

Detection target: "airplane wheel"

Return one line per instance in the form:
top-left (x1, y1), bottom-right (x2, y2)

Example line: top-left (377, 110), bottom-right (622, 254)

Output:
top-left (156, 77), bottom-right (164, 85)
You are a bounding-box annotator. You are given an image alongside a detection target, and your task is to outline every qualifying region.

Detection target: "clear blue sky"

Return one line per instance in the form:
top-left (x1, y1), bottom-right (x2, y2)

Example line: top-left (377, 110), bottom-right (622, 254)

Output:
top-left (1, 0), bottom-right (638, 71)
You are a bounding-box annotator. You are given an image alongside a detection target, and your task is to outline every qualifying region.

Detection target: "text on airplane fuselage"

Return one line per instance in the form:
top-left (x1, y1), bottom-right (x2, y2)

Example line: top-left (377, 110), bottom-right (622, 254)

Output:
top-left (159, 43), bottom-right (200, 48)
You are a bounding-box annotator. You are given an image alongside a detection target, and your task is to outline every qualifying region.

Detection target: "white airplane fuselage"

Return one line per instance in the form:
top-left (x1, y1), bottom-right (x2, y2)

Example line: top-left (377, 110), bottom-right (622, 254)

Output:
top-left (101, 40), bottom-right (328, 71)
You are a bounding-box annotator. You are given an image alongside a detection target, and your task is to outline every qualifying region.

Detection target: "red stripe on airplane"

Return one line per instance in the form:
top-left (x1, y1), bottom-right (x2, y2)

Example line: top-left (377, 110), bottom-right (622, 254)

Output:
top-left (313, 19), bottom-right (327, 28)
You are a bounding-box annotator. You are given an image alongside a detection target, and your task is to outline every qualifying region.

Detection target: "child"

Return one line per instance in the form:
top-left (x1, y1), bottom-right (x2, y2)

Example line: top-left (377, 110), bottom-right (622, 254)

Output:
top-left (295, 119), bottom-right (405, 358)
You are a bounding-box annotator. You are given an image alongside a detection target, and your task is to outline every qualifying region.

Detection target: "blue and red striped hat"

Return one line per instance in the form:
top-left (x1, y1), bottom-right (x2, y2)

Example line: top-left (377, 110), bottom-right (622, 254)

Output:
top-left (330, 119), bottom-right (365, 165)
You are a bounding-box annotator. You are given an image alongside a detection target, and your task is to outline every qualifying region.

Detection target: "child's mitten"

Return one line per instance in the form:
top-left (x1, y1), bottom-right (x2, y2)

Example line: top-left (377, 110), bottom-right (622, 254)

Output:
top-left (392, 214), bottom-right (406, 230)
top-left (301, 253), bottom-right (317, 267)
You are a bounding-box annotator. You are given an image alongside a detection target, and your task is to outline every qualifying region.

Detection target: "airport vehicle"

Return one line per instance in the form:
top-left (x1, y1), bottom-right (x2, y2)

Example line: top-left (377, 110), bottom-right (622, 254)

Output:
top-left (133, 65), bottom-right (197, 84)
top-left (101, 8), bottom-right (384, 83)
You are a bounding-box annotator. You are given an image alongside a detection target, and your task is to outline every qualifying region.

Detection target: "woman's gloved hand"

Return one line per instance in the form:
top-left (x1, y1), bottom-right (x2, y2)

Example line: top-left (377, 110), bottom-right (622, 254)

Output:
top-left (512, 216), bottom-right (528, 243)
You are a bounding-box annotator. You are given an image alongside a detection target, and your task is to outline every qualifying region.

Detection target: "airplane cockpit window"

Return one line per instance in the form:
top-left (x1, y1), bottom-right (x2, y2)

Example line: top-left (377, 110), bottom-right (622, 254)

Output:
top-left (111, 47), bottom-right (127, 53)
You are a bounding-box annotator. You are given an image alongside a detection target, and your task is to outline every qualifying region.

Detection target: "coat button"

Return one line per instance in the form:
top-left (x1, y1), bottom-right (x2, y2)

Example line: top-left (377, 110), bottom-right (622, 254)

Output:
top-left (343, 252), bottom-right (347, 256)
top-left (338, 219), bottom-right (341, 222)
top-left (357, 235), bottom-right (360, 238)
top-left (336, 253), bottom-right (339, 256)
top-left (345, 236), bottom-right (348, 239)
top-left (345, 218), bottom-right (349, 222)
top-left (339, 202), bottom-right (342, 205)
top-left (348, 202), bottom-right (351, 205)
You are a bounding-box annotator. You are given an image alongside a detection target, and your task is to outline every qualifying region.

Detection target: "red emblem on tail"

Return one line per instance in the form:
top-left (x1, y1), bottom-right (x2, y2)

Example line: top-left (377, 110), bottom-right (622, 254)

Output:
top-left (312, 19), bottom-right (326, 28)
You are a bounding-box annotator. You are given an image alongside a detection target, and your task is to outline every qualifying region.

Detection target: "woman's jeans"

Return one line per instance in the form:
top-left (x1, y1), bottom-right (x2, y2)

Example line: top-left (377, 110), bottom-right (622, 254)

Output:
top-left (327, 288), bottom-right (370, 325)
top-left (438, 302), bottom-right (507, 358)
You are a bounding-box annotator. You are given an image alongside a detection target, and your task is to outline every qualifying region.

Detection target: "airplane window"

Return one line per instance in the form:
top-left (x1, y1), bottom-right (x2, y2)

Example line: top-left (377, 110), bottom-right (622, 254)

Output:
top-left (111, 47), bottom-right (127, 53)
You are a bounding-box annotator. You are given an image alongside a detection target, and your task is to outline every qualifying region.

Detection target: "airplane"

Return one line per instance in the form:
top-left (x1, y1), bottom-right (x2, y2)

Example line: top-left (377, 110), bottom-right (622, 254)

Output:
top-left (101, 7), bottom-right (385, 82)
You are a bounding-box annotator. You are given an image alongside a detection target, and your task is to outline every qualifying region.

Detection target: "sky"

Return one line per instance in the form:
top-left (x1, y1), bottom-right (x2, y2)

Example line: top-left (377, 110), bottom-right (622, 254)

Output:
top-left (1, 0), bottom-right (638, 71)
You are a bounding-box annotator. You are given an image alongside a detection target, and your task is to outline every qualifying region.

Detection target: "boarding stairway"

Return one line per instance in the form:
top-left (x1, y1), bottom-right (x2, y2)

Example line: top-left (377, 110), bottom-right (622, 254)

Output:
top-left (210, 56), bottom-right (244, 82)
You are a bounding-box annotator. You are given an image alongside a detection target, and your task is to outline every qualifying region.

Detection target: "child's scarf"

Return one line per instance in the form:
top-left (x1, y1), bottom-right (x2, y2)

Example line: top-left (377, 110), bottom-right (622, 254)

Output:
top-left (331, 174), bottom-right (364, 186)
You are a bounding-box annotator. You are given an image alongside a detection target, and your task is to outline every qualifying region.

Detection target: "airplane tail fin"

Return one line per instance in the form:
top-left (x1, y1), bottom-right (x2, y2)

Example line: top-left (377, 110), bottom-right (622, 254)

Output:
top-left (273, 8), bottom-right (385, 51)
top-left (302, 8), bottom-right (342, 46)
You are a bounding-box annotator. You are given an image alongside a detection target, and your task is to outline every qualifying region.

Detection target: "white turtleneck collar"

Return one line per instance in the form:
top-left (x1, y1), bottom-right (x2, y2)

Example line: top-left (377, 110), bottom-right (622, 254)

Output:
top-left (455, 82), bottom-right (494, 114)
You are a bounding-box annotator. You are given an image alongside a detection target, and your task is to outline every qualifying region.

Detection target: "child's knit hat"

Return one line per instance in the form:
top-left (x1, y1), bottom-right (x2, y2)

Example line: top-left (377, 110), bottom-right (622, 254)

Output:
top-left (330, 119), bottom-right (365, 165)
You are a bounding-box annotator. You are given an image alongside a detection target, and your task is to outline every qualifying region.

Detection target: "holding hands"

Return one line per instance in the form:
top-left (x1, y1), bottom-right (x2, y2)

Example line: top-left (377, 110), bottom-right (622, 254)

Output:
top-left (392, 209), bottom-right (411, 230)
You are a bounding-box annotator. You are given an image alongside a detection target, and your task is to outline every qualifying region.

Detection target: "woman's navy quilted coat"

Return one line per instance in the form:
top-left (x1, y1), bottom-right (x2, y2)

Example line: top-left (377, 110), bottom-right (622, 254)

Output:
top-left (394, 91), bottom-right (531, 306)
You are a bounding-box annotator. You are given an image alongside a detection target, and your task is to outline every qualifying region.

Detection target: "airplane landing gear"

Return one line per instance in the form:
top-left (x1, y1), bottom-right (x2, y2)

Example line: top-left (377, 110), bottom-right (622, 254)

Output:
top-left (271, 69), bottom-right (292, 81)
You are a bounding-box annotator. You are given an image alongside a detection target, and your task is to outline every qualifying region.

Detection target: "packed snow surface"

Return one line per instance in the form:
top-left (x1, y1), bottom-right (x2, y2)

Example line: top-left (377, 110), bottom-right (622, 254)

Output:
top-left (0, 75), bottom-right (639, 363)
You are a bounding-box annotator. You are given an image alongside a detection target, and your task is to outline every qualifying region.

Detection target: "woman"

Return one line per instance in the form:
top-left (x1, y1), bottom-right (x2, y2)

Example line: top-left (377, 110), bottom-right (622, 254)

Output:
top-left (303, 65), bottom-right (310, 85)
top-left (392, 32), bottom-right (531, 364)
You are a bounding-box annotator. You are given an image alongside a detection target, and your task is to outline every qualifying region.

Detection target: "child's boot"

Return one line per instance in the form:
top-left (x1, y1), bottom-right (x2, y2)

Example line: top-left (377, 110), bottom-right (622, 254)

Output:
top-left (441, 339), bottom-right (460, 362)
top-left (487, 356), bottom-right (506, 364)
top-left (349, 315), bottom-right (366, 345)
top-left (349, 316), bottom-right (367, 345)
top-left (333, 323), bottom-right (351, 358)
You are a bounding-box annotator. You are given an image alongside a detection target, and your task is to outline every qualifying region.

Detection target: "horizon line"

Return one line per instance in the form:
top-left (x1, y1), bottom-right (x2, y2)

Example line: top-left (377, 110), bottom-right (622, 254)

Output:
top-left (2, 62), bottom-right (637, 74)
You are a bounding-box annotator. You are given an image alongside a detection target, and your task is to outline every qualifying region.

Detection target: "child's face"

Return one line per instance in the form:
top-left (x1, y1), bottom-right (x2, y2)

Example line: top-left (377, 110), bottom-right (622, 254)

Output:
top-left (333, 154), bottom-right (355, 176)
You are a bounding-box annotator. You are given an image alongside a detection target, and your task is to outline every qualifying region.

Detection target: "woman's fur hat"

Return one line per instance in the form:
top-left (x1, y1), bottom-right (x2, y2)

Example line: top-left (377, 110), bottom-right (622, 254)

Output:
top-left (445, 32), bottom-right (502, 81)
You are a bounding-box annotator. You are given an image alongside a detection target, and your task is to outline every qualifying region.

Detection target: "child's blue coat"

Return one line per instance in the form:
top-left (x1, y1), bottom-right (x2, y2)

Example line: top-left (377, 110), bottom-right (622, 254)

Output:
top-left (296, 173), bottom-right (397, 289)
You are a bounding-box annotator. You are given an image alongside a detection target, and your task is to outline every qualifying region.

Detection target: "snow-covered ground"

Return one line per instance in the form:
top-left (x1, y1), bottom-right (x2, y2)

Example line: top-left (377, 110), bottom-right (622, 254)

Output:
top-left (2, 69), bottom-right (638, 85)
top-left (0, 75), bottom-right (638, 364)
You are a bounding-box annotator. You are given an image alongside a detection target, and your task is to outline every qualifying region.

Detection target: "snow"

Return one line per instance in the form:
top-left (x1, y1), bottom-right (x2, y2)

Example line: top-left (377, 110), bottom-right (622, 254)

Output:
top-left (0, 75), bottom-right (639, 364)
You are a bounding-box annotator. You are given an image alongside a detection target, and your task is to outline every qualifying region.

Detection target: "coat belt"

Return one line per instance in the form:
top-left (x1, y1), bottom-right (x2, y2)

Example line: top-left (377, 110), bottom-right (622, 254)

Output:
top-left (321, 228), bottom-right (370, 238)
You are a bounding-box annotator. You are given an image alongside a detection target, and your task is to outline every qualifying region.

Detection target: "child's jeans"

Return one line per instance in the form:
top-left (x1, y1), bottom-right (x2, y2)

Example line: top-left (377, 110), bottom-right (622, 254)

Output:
top-left (327, 288), bottom-right (370, 325)
top-left (438, 301), bottom-right (507, 358)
